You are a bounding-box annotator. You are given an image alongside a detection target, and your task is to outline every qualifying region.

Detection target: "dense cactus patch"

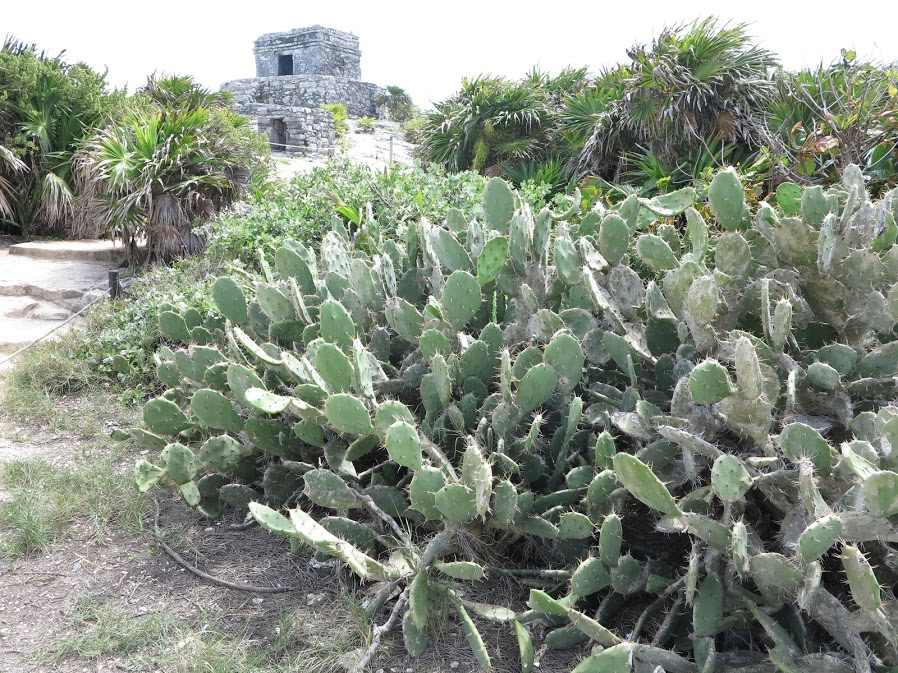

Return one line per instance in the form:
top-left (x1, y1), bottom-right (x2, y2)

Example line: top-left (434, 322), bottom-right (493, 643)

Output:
top-left (135, 167), bottom-right (898, 672)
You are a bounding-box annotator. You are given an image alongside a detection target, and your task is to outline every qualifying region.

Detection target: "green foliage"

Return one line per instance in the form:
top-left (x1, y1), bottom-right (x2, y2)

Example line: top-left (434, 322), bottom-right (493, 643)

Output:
top-left (580, 19), bottom-right (777, 180)
top-left (375, 85), bottom-right (414, 122)
top-left (9, 163), bottom-right (484, 400)
top-left (418, 20), bottom-right (898, 199)
top-left (75, 74), bottom-right (268, 262)
top-left (207, 160), bottom-right (485, 264)
top-left (134, 166), bottom-right (898, 671)
top-left (322, 103), bottom-right (348, 139)
top-left (417, 75), bottom-right (556, 173)
top-left (765, 52), bottom-right (898, 192)
top-left (0, 36), bottom-right (117, 237)
top-left (356, 116), bottom-right (376, 134)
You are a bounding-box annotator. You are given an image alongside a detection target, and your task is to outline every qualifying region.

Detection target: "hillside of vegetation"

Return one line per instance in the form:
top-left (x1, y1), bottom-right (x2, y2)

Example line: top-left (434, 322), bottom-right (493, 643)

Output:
top-left (415, 20), bottom-right (898, 203)
top-left (2, 17), bottom-right (898, 673)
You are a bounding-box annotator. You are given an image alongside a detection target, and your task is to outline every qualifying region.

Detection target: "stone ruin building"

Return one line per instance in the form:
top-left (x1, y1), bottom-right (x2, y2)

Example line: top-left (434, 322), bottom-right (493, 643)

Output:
top-left (222, 26), bottom-right (385, 155)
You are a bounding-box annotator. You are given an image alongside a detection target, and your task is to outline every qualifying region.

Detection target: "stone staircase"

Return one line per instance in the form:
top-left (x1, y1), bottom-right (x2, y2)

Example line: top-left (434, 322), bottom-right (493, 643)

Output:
top-left (0, 239), bottom-right (124, 365)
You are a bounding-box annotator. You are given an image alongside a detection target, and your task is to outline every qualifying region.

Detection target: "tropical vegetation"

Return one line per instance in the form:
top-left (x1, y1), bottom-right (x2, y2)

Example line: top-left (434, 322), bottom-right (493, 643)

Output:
top-left (130, 165), bottom-right (898, 673)
top-left (376, 85), bottom-right (414, 122)
top-left (6, 18), bottom-right (898, 673)
top-left (418, 19), bottom-right (898, 200)
top-left (0, 37), bottom-right (116, 237)
top-left (1, 40), bottom-right (267, 251)
top-left (74, 75), bottom-right (267, 262)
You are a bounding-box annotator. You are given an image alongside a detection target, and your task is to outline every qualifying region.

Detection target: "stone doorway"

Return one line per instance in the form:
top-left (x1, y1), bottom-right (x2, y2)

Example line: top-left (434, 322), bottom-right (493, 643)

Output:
top-left (270, 118), bottom-right (287, 152)
top-left (278, 54), bottom-right (294, 76)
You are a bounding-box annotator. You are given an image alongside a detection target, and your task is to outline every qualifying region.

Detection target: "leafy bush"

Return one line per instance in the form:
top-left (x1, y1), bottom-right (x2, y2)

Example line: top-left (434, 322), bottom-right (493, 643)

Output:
top-left (1, 162), bottom-right (485, 400)
top-left (75, 259), bottom-right (221, 390)
top-left (134, 165), bottom-right (898, 671)
top-left (0, 37), bottom-right (118, 237)
top-left (764, 51), bottom-right (898, 193)
top-left (376, 85), bottom-right (414, 122)
top-left (417, 74), bottom-right (557, 173)
top-left (206, 160), bottom-right (485, 265)
top-left (401, 114), bottom-right (427, 145)
top-left (578, 19), bottom-right (777, 180)
top-left (322, 103), bottom-right (349, 139)
top-left (422, 18), bottom-right (898, 199)
top-left (356, 116), bottom-right (376, 134)
top-left (74, 75), bottom-right (268, 263)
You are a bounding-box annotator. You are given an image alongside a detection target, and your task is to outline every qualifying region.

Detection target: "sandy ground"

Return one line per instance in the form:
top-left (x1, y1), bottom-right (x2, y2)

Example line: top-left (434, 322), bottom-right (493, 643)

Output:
top-left (272, 119), bottom-right (414, 181)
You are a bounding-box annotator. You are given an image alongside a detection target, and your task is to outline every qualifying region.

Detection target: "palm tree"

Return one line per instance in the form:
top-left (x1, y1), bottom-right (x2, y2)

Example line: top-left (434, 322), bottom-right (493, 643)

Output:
top-left (0, 144), bottom-right (27, 226)
top-left (0, 36), bottom-right (110, 237)
top-left (376, 85), bottom-right (414, 122)
top-left (75, 75), bottom-right (267, 263)
top-left (418, 76), bottom-right (551, 173)
top-left (578, 19), bottom-right (778, 182)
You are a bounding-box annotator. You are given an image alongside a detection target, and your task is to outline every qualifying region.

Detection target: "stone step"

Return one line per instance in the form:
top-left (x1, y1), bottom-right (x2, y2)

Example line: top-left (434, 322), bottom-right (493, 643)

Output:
top-left (0, 249), bottom-right (110, 312)
top-left (0, 295), bottom-right (72, 321)
top-left (8, 239), bottom-right (128, 263)
top-left (0, 317), bottom-right (73, 353)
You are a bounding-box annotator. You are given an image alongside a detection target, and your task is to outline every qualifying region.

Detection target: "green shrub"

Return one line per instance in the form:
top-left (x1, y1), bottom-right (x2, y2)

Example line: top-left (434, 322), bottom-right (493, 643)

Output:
top-left (134, 165), bottom-right (898, 671)
top-left (356, 116), bottom-right (376, 134)
top-left (375, 85), bottom-right (414, 122)
top-left (401, 114), bottom-right (427, 145)
top-left (322, 103), bottom-right (348, 139)
top-left (0, 37), bottom-right (119, 237)
top-left (74, 75), bottom-right (268, 263)
top-left (206, 160), bottom-right (486, 265)
top-left (2, 162), bottom-right (485, 399)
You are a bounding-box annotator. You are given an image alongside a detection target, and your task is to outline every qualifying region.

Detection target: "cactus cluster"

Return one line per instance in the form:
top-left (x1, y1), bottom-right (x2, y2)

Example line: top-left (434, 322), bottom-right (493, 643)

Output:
top-left (136, 169), bottom-right (898, 672)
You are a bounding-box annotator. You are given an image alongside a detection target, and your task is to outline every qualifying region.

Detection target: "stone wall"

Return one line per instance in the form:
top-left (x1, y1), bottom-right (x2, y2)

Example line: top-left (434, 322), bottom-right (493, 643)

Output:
top-left (222, 75), bottom-right (384, 118)
top-left (236, 103), bottom-right (336, 155)
top-left (254, 26), bottom-right (361, 79)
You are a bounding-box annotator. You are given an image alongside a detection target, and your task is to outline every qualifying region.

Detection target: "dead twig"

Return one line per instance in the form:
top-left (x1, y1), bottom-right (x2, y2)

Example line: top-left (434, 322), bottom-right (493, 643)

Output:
top-left (152, 498), bottom-right (297, 594)
top-left (349, 587), bottom-right (408, 673)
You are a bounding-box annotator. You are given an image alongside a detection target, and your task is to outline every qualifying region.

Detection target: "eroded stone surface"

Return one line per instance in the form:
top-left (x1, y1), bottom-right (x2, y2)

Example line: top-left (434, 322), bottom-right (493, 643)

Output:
top-left (254, 26), bottom-right (362, 79)
top-left (0, 244), bottom-right (109, 359)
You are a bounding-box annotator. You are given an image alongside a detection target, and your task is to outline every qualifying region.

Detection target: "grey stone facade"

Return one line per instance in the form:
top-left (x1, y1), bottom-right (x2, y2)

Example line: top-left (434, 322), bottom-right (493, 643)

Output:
top-left (254, 26), bottom-right (361, 79)
top-left (221, 25), bottom-right (385, 155)
top-left (224, 75), bottom-right (383, 118)
top-left (239, 103), bottom-right (336, 154)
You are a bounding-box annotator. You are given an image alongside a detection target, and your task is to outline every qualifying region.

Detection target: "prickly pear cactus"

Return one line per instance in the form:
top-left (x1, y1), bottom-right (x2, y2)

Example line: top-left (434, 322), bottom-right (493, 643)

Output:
top-left (136, 169), bottom-right (898, 672)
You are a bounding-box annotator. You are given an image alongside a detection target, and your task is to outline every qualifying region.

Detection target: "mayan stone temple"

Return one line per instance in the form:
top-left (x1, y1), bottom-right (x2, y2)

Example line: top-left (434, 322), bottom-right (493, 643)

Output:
top-left (222, 26), bottom-right (384, 154)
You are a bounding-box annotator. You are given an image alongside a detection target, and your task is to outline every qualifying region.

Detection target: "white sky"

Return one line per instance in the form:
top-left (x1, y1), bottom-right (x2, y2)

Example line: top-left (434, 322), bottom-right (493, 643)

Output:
top-left (5, 0), bottom-right (898, 108)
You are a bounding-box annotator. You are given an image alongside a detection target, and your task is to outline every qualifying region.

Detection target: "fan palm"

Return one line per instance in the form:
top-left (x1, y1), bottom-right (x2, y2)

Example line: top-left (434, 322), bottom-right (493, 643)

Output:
top-left (578, 18), bottom-right (778, 179)
top-left (75, 76), bottom-right (266, 263)
top-left (418, 76), bottom-right (551, 173)
top-left (0, 36), bottom-right (110, 237)
top-left (0, 144), bottom-right (27, 225)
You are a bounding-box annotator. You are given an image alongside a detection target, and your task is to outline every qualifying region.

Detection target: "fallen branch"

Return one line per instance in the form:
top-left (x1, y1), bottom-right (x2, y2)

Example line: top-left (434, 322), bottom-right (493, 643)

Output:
top-left (153, 499), bottom-right (297, 594)
top-left (349, 587), bottom-right (409, 673)
top-left (352, 488), bottom-right (413, 547)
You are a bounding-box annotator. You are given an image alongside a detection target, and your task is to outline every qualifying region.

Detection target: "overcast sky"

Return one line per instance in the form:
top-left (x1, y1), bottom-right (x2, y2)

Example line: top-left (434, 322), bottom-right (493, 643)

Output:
top-left (5, 1), bottom-right (898, 107)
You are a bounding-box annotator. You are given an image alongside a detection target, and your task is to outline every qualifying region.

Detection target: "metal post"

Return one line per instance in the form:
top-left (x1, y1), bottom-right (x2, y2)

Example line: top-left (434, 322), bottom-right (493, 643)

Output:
top-left (108, 270), bottom-right (120, 299)
top-left (389, 135), bottom-right (394, 165)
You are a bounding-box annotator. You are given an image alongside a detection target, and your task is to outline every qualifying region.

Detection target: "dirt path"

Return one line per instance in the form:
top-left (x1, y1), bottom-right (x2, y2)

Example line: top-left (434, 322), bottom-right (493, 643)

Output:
top-left (0, 389), bottom-right (578, 672)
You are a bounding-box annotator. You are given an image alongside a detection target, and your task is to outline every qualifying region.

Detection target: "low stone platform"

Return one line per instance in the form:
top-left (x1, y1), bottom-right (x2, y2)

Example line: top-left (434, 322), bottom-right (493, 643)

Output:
top-left (0, 251), bottom-right (109, 311)
top-left (0, 241), bottom-right (113, 360)
top-left (8, 239), bottom-right (127, 263)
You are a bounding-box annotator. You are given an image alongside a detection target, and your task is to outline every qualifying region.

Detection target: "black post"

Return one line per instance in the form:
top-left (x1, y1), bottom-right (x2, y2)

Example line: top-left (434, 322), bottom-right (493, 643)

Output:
top-left (108, 270), bottom-right (120, 299)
